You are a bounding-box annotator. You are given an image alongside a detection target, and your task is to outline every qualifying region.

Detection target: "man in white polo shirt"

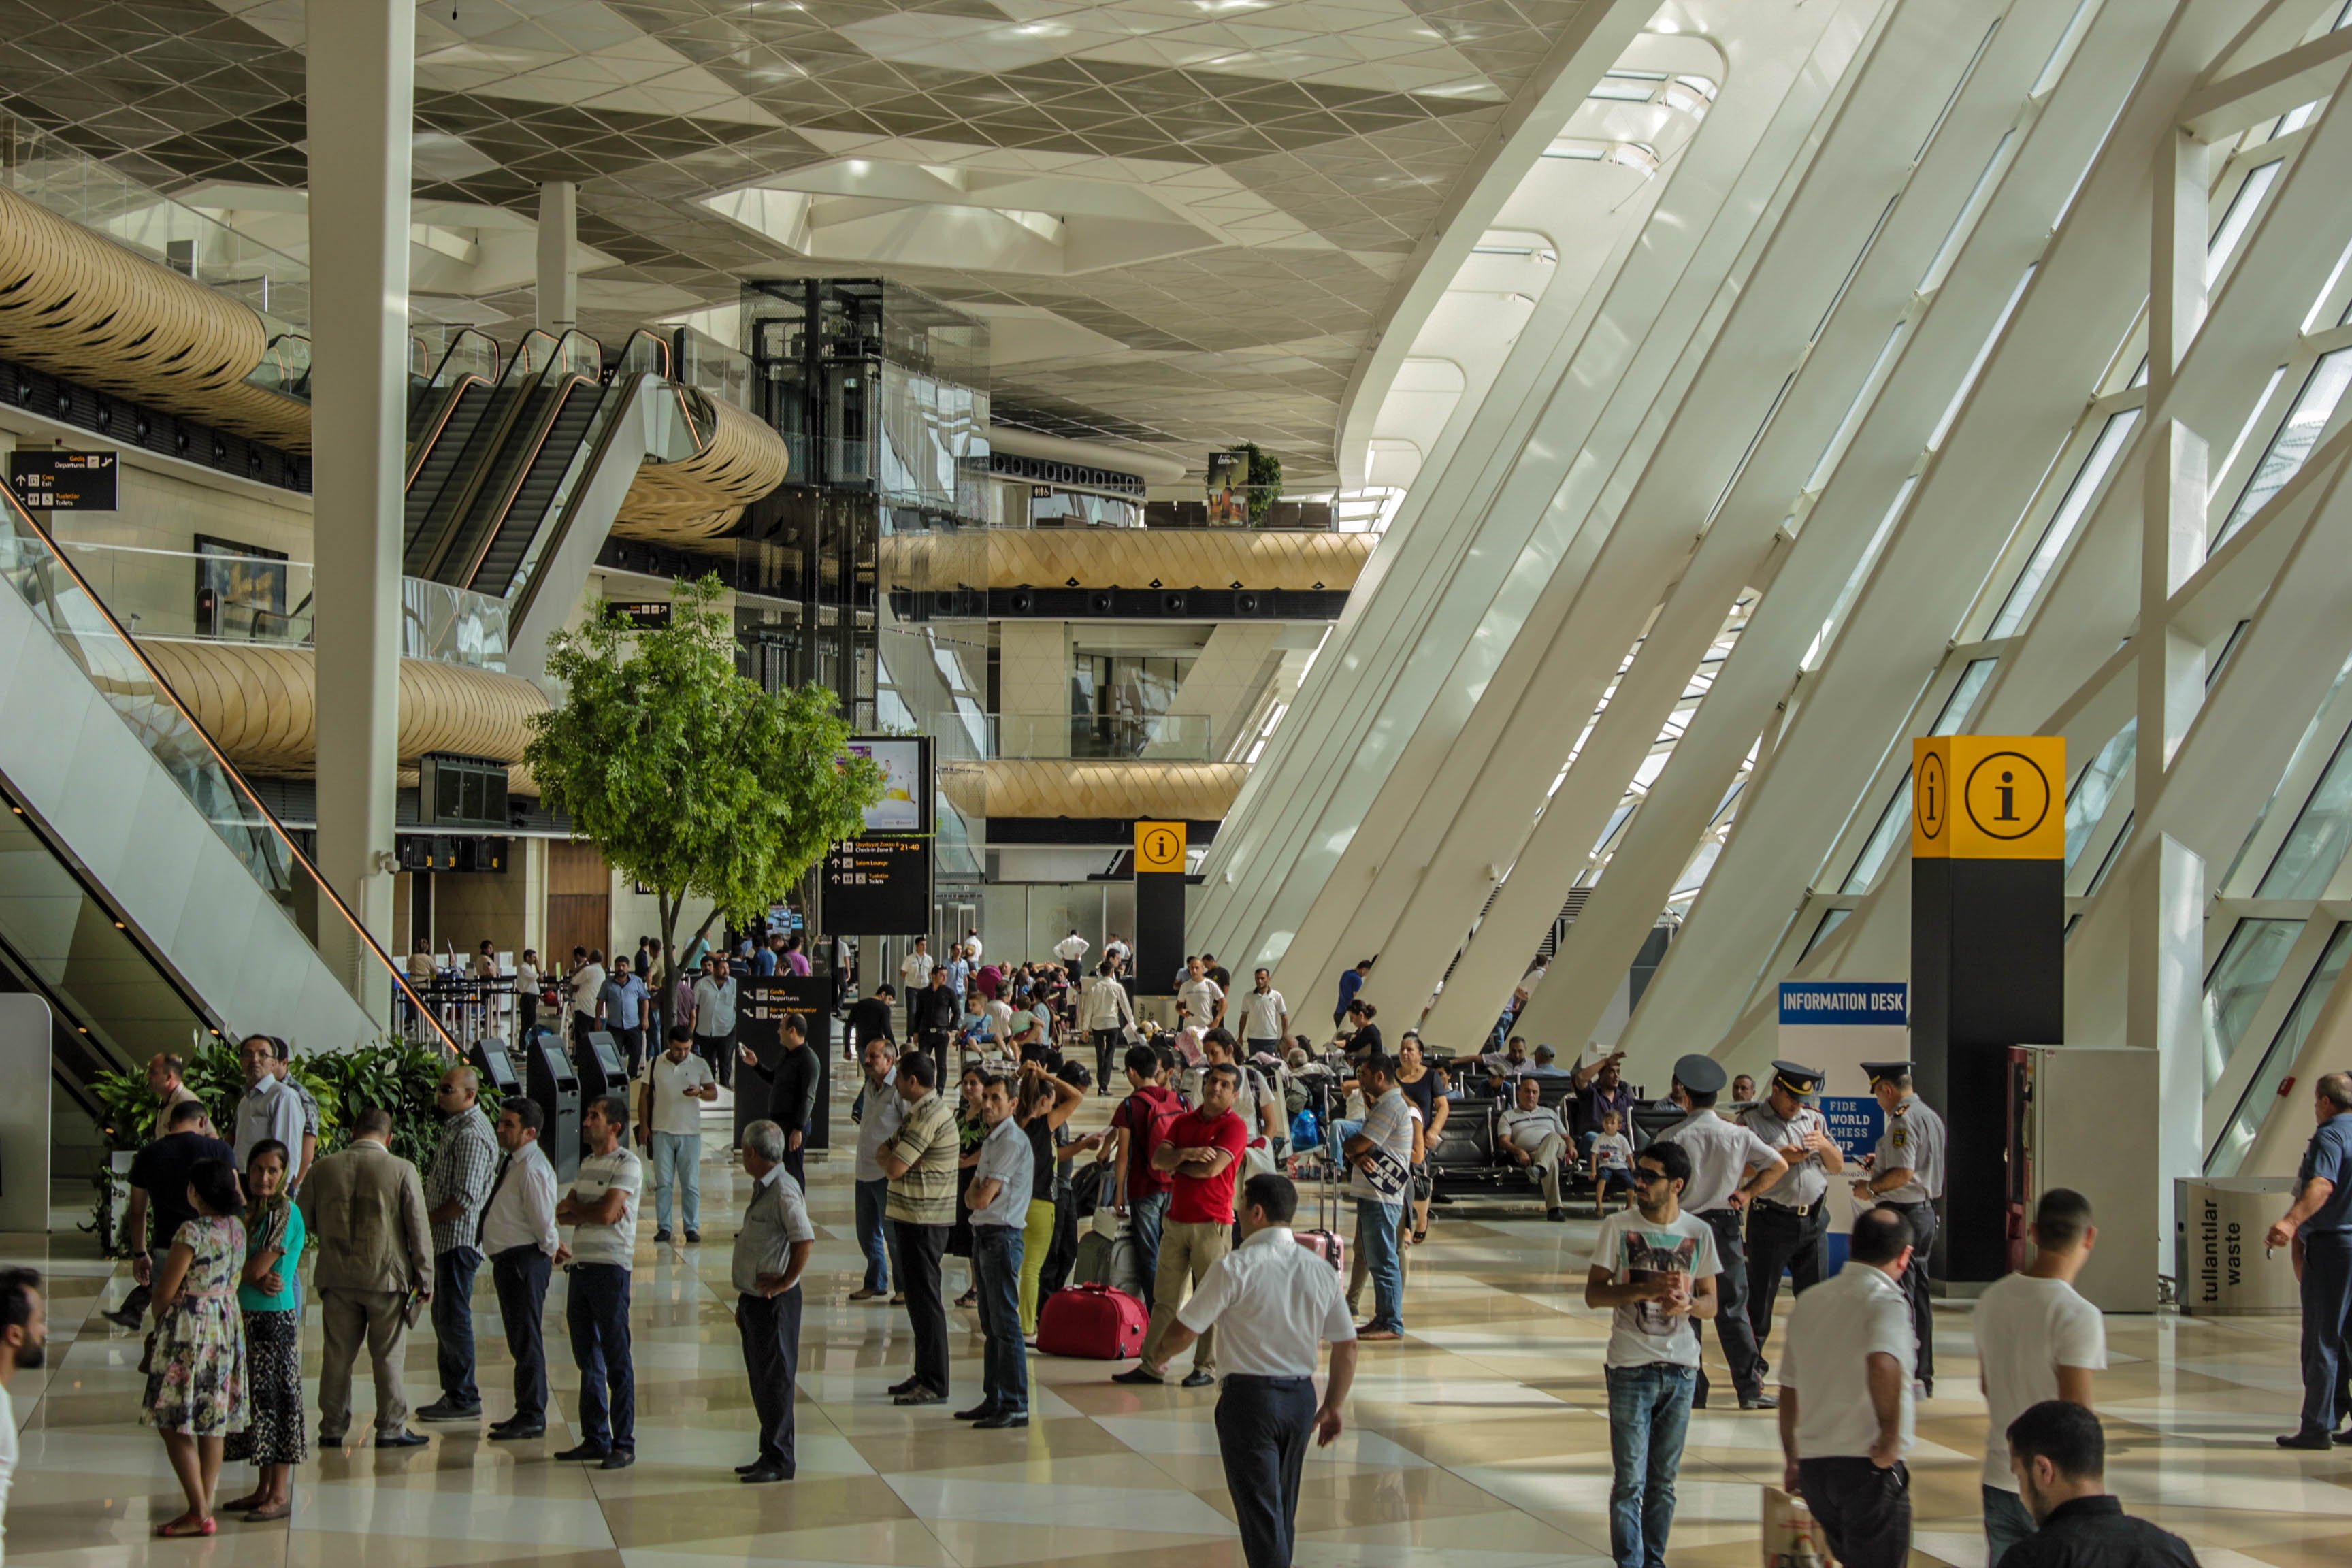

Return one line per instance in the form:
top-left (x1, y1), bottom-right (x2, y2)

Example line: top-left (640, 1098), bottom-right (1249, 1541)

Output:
top-left (1239, 969), bottom-right (1289, 1058)
top-left (1143, 1173), bottom-right (1358, 1568)
top-left (1973, 1188), bottom-right (2104, 1566)
top-left (1777, 1207), bottom-right (1918, 1568)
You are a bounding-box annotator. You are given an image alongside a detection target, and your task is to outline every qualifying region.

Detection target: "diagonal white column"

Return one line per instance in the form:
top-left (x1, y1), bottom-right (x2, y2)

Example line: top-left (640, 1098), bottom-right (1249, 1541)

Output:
top-left (308, 0), bottom-right (414, 1011)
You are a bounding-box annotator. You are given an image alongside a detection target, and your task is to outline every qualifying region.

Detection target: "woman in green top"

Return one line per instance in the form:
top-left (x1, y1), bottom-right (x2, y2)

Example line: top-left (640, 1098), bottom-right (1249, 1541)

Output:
top-left (223, 1139), bottom-right (308, 1522)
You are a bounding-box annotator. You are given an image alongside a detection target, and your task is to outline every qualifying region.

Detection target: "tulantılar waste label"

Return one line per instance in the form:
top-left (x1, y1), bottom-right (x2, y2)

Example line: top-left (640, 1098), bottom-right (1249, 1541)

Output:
top-left (1910, 735), bottom-right (2065, 860)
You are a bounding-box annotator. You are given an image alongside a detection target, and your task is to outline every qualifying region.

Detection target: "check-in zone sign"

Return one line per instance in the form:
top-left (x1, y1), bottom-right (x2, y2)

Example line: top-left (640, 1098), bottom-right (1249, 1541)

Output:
top-left (1912, 735), bottom-right (2064, 860)
top-left (1135, 821), bottom-right (1186, 874)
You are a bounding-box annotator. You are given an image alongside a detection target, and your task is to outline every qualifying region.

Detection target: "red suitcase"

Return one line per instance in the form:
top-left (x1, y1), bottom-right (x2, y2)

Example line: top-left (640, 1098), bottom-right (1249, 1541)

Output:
top-left (1038, 1282), bottom-right (1149, 1359)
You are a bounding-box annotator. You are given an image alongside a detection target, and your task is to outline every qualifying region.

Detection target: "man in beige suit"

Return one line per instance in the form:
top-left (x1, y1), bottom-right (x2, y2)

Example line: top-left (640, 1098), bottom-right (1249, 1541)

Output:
top-left (299, 1107), bottom-right (434, 1448)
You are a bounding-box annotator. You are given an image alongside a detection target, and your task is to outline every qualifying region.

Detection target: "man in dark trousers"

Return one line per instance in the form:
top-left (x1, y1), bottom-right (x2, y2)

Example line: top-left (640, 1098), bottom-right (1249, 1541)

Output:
top-left (732, 1119), bottom-right (815, 1482)
top-left (2268, 1071), bottom-right (2352, 1448)
top-left (482, 1098), bottom-right (560, 1441)
top-left (876, 1052), bottom-right (961, 1405)
top-left (908, 964), bottom-right (960, 1078)
top-left (1142, 1175), bottom-right (1358, 1568)
top-left (1999, 1402), bottom-right (2197, 1568)
top-left (740, 1014), bottom-right (821, 1186)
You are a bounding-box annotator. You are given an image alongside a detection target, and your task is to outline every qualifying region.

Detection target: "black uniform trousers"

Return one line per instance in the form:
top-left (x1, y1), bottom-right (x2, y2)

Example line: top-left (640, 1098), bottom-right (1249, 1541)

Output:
top-left (1799, 1457), bottom-right (1910, 1568)
top-left (897, 1221), bottom-right (953, 1395)
top-left (2296, 1231), bottom-right (2352, 1435)
top-left (1883, 1199), bottom-right (1938, 1387)
top-left (1692, 1206), bottom-right (1767, 1406)
top-left (738, 1286), bottom-right (804, 1473)
top-left (1746, 1199), bottom-right (1829, 1352)
top-left (491, 1245), bottom-right (552, 1424)
top-left (1216, 1374), bottom-right (1318, 1568)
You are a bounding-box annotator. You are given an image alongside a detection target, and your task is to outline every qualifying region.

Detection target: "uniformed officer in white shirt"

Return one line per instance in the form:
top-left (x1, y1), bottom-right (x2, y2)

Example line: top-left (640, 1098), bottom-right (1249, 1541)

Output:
top-left (1054, 929), bottom-right (1090, 965)
top-left (1851, 1060), bottom-right (1946, 1392)
top-left (1654, 1054), bottom-right (1789, 1410)
top-left (1143, 1172), bottom-right (1358, 1568)
top-left (1740, 1060), bottom-right (1844, 1353)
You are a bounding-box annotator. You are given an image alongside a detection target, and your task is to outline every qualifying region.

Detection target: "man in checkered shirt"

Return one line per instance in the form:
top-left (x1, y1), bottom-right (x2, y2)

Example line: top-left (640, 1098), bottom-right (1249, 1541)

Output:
top-left (417, 1064), bottom-right (500, 1422)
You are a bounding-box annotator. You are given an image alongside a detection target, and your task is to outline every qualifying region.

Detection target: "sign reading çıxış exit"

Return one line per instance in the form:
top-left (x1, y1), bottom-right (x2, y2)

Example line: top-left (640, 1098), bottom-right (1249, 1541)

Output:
top-left (8, 450), bottom-right (118, 512)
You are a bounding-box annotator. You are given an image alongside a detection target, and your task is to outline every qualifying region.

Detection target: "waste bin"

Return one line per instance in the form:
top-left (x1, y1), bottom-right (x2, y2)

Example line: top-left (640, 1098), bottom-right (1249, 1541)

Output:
top-left (2174, 1176), bottom-right (2299, 1316)
top-left (524, 1028), bottom-right (582, 1184)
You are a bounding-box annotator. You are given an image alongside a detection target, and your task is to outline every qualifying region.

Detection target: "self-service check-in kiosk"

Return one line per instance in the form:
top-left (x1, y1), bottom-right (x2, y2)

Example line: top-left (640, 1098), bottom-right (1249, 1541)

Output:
top-left (579, 1030), bottom-right (631, 1149)
top-left (524, 1028), bottom-right (582, 1183)
top-left (470, 1038), bottom-right (523, 1098)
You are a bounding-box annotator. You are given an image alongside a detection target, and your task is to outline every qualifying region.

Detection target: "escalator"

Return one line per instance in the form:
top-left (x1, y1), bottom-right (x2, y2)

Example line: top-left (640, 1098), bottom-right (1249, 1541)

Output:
top-left (401, 329), bottom-right (679, 612)
top-left (0, 484), bottom-right (448, 1115)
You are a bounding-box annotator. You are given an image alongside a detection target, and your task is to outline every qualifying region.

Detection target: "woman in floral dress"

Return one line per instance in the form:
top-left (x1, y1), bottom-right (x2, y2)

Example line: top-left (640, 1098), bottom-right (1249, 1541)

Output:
top-left (224, 1139), bottom-right (307, 1522)
top-left (144, 1157), bottom-right (248, 1537)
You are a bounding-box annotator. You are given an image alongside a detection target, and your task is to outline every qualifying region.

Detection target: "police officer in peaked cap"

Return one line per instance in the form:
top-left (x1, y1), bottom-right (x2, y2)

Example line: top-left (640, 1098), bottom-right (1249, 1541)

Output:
top-left (1850, 1059), bottom-right (1946, 1393)
top-left (1738, 1061), bottom-right (1845, 1360)
top-left (1652, 1052), bottom-right (1789, 1410)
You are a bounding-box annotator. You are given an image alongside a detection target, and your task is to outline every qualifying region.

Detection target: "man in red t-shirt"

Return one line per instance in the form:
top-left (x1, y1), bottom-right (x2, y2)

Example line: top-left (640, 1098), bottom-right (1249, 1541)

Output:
top-left (1102, 1044), bottom-right (1186, 1310)
top-left (1116, 1063), bottom-right (1249, 1388)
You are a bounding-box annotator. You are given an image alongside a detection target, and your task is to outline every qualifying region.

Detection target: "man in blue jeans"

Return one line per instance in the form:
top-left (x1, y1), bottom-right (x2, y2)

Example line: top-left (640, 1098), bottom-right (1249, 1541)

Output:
top-left (849, 1036), bottom-right (906, 1301)
top-left (1585, 1140), bottom-right (1718, 1568)
top-left (960, 1075), bottom-right (1034, 1428)
top-left (1343, 1055), bottom-right (1414, 1341)
top-left (1104, 1044), bottom-right (1184, 1307)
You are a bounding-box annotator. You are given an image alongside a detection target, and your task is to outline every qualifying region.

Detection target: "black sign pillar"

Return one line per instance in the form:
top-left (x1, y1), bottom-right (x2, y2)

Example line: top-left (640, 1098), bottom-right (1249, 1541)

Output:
top-left (732, 972), bottom-right (834, 1150)
top-left (1910, 736), bottom-right (2065, 1286)
top-left (1134, 820), bottom-right (1186, 997)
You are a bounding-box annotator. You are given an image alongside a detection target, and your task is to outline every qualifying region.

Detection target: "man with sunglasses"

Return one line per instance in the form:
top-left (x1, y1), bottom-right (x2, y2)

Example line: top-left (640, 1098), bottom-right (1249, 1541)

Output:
top-left (1587, 1141), bottom-right (1717, 1568)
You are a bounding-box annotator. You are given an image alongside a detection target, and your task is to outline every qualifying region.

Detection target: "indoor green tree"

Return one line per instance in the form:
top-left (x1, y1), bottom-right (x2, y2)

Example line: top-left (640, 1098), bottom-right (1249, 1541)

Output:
top-left (524, 575), bottom-right (885, 998)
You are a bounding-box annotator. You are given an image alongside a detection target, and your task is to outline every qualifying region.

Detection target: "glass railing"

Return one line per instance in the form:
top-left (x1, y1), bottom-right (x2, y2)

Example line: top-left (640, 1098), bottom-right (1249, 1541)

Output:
top-left (401, 578), bottom-right (510, 670)
top-left (673, 326), bottom-right (755, 411)
top-left (985, 712), bottom-right (1217, 762)
top-left (0, 114), bottom-right (310, 344)
top-left (0, 487), bottom-right (453, 1052)
top-left (42, 540), bottom-right (508, 672)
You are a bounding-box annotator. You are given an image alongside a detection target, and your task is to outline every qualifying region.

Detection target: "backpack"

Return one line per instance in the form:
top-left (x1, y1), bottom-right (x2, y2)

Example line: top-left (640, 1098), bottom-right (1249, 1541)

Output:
top-left (1130, 1088), bottom-right (1190, 1180)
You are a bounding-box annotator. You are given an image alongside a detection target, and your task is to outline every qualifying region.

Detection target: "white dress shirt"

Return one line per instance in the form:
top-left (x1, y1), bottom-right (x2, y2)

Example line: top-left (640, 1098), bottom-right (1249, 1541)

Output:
top-left (479, 1140), bottom-right (560, 1256)
top-left (1177, 1225), bottom-right (1356, 1376)
top-left (1054, 935), bottom-right (1090, 964)
top-left (1652, 1110), bottom-right (1780, 1213)
top-left (1780, 1260), bottom-right (1916, 1460)
top-left (900, 949), bottom-right (932, 991)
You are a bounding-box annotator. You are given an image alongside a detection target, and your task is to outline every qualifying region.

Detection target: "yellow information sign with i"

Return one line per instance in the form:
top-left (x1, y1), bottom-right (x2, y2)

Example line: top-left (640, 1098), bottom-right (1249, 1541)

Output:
top-left (1912, 736), bottom-right (2065, 860)
top-left (1134, 820), bottom-right (1187, 874)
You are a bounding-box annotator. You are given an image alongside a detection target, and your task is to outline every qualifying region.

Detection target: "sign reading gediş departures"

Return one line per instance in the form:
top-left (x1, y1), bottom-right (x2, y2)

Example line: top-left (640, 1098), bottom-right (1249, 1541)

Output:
top-left (8, 450), bottom-right (119, 512)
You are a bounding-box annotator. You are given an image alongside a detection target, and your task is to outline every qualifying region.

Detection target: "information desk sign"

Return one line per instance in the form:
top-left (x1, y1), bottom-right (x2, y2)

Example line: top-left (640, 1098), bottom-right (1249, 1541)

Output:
top-left (1778, 980), bottom-right (1906, 1267)
top-left (8, 450), bottom-right (119, 512)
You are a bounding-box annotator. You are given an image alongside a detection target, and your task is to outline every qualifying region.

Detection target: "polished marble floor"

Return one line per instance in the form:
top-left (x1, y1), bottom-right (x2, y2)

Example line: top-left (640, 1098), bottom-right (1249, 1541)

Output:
top-left (7, 1079), bottom-right (2350, 1568)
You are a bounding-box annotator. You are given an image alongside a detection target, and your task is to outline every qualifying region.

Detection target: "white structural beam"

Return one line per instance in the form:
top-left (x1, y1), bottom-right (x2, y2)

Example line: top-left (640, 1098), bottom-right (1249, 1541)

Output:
top-left (1422, 0), bottom-right (2073, 1048)
top-left (307, 0), bottom-right (414, 1008)
top-left (1205, 0), bottom-right (1888, 999)
top-left (1611, 0), bottom-right (2257, 1068)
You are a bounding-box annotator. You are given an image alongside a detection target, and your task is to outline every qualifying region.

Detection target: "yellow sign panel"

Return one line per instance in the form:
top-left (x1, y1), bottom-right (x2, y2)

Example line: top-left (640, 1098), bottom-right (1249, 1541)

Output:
top-left (1135, 820), bottom-right (1187, 875)
top-left (1912, 736), bottom-right (2065, 860)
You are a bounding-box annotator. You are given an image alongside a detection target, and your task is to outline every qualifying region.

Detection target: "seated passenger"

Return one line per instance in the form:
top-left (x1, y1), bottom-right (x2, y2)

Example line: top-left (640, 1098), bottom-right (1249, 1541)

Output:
top-left (1525, 1043), bottom-right (1574, 1078)
top-left (1497, 1077), bottom-right (1573, 1223)
top-left (1588, 1109), bottom-right (1635, 1209)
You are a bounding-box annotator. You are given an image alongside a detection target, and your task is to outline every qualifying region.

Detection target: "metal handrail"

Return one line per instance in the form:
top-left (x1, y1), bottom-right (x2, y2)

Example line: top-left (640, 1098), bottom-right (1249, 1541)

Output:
top-left (0, 483), bottom-right (457, 1055)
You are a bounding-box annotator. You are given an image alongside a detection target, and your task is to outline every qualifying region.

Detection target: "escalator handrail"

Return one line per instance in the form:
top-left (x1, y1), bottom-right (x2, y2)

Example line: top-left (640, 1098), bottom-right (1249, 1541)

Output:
top-left (416, 331), bottom-right (607, 584)
top-left (425, 328), bottom-right (504, 389)
top-left (447, 372), bottom-right (603, 592)
top-left (504, 370), bottom-right (684, 632)
top-left (404, 372), bottom-right (493, 491)
top-left (0, 485), bottom-right (457, 1058)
